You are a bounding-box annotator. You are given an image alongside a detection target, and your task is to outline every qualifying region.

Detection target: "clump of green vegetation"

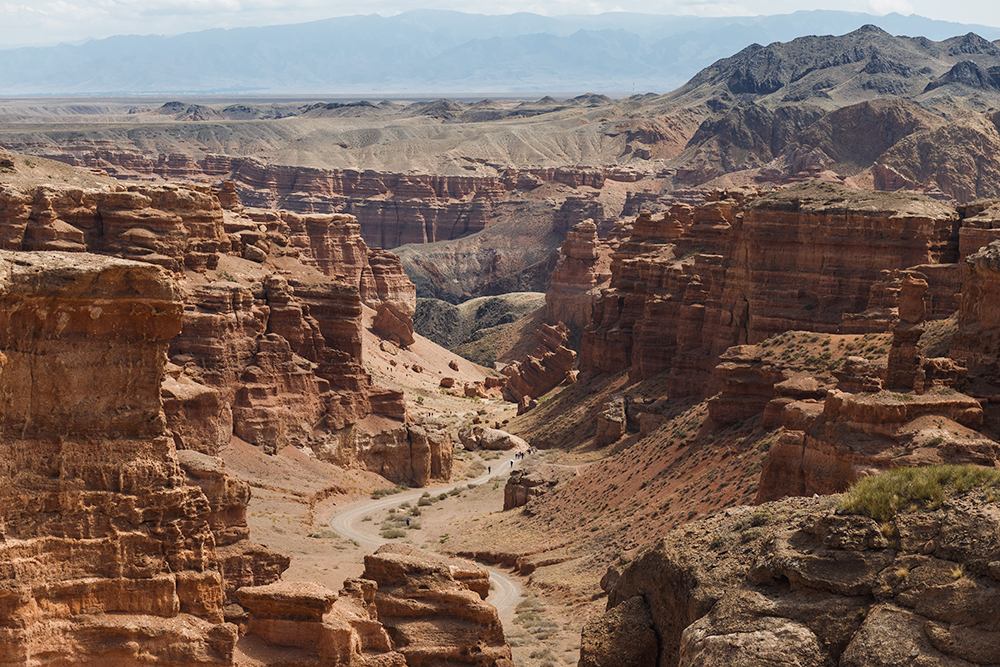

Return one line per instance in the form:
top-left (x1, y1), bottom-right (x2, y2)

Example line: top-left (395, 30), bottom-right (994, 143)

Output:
top-left (750, 506), bottom-right (773, 526)
top-left (838, 465), bottom-right (1000, 523)
top-left (307, 529), bottom-right (339, 539)
top-left (380, 528), bottom-right (406, 539)
top-left (370, 484), bottom-right (408, 499)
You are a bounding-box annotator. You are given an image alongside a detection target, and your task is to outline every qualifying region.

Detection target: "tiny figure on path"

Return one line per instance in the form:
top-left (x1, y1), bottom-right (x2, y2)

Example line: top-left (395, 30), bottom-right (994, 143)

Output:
top-left (406, 518), bottom-right (410, 527)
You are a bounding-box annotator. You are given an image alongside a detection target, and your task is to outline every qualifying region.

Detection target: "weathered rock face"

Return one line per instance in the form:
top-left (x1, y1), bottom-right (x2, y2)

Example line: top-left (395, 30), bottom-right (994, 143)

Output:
top-left (580, 183), bottom-right (963, 398)
top-left (0, 175), bottom-right (445, 485)
top-left (583, 493), bottom-right (1000, 667)
top-left (237, 579), bottom-right (405, 666)
top-left (362, 544), bottom-right (512, 667)
top-left (952, 239), bottom-right (1000, 392)
top-left (0, 251), bottom-right (285, 665)
top-left (458, 426), bottom-right (528, 452)
top-left (501, 322), bottom-right (577, 402)
top-left (373, 301), bottom-right (416, 347)
top-left (503, 466), bottom-right (572, 511)
top-left (22, 149), bottom-right (641, 249)
top-left (0, 182), bottom-right (228, 271)
top-left (706, 346), bottom-right (787, 426)
top-left (545, 219), bottom-right (613, 330)
top-left (756, 387), bottom-right (996, 503)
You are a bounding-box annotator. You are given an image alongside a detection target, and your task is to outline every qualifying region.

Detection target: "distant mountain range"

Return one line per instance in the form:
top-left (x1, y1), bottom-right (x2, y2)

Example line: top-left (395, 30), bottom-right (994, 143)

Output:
top-left (3, 9), bottom-right (1000, 96)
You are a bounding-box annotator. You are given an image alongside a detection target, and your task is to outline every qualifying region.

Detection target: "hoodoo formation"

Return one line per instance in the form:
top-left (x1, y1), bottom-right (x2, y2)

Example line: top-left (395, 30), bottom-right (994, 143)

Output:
top-left (11, 18), bottom-right (1000, 667)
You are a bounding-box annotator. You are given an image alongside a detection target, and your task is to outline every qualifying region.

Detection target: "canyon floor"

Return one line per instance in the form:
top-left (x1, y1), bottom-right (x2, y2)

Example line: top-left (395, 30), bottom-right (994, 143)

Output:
top-left (218, 310), bottom-right (590, 666)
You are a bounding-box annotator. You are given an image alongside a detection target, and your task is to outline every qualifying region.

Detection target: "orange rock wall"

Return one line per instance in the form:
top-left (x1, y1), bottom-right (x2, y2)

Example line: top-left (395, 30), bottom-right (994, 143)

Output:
top-left (0, 180), bottom-right (443, 485)
top-left (18, 147), bottom-right (644, 250)
top-left (581, 184), bottom-right (963, 398)
top-left (0, 251), bottom-right (284, 665)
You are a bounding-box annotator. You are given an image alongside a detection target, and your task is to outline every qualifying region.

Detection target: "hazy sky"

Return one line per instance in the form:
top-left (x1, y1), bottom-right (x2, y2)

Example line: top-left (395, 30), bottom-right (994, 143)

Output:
top-left (3, 0), bottom-right (1000, 47)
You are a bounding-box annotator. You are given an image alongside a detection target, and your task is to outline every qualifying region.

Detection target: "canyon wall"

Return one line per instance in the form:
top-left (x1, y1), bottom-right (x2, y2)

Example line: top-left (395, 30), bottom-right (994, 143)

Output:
top-left (0, 177), bottom-right (446, 486)
top-left (11, 145), bottom-right (643, 249)
top-left (579, 183), bottom-right (966, 399)
top-left (0, 246), bottom-right (505, 666)
top-left (0, 251), bottom-right (285, 664)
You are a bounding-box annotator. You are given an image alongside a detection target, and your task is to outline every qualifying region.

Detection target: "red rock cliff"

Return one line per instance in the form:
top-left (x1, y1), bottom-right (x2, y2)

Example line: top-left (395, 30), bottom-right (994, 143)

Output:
top-left (580, 183), bottom-right (963, 398)
top-left (0, 251), bottom-right (285, 665)
top-left (0, 178), bottom-right (444, 486)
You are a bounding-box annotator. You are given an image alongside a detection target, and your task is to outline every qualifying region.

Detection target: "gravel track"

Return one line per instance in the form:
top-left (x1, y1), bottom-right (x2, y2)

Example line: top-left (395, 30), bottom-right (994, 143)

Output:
top-left (328, 457), bottom-right (524, 625)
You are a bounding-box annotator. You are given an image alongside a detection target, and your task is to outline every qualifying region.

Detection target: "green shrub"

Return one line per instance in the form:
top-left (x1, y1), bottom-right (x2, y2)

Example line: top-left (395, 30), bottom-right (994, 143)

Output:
top-left (380, 528), bottom-right (406, 539)
top-left (838, 465), bottom-right (1000, 523)
top-left (750, 506), bottom-right (773, 526)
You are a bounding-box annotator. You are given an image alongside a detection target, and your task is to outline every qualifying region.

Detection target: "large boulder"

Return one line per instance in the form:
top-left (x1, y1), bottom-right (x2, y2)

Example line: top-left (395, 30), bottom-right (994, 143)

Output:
top-left (458, 425), bottom-right (528, 451)
top-left (362, 544), bottom-right (512, 666)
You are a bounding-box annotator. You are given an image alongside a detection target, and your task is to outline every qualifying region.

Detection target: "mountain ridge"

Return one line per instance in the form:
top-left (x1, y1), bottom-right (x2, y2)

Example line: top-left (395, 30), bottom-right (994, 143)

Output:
top-left (4, 10), bottom-right (1000, 95)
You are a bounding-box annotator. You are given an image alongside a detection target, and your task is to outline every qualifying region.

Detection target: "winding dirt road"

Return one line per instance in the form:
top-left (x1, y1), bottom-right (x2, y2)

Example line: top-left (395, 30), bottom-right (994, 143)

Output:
top-left (328, 456), bottom-right (524, 625)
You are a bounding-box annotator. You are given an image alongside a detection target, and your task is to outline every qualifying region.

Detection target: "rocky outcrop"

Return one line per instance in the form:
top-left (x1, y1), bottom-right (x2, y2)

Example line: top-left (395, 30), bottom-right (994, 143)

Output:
top-left (503, 466), bottom-right (572, 511)
top-left (583, 490), bottom-right (1000, 667)
top-left (0, 181), bottom-right (228, 271)
top-left (458, 426), bottom-right (528, 452)
top-left (545, 219), bottom-right (613, 329)
top-left (361, 544), bottom-right (512, 667)
top-left (595, 395), bottom-right (628, 446)
top-left (373, 301), bottom-right (416, 347)
top-left (237, 579), bottom-right (405, 666)
top-left (0, 175), bottom-right (446, 486)
top-left (501, 322), bottom-right (577, 402)
top-left (0, 250), bottom-right (285, 665)
top-left (952, 239), bottom-right (1000, 393)
top-left (756, 386), bottom-right (995, 502)
top-left (707, 346), bottom-right (787, 426)
top-left (22, 149), bottom-right (642, 249)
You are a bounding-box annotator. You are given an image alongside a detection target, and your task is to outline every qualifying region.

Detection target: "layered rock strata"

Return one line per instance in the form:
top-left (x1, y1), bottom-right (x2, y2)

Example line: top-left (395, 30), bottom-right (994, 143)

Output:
top-left (756, 386), bottom-right (995, 502)
top-left (544, 219), bottom-right (613, 330)
top-left (503, 467), bottom-right (572, 511)
top-left (237, 579), bottom-right (405, 666)
top-left (19, 150), bottom-right (642, 249)
top-left (361, 544), bottom-right (512, 667)
top-left (952, 239), bottom-right (1000, 394)
top-left (0, 176), bottom-right (445, 485)
top-left (501, 322), bottom-right (577, 403)
top-left (581, 183), bottom-right (964, 398)
top-left (0, 251), bottom-right (285, 665)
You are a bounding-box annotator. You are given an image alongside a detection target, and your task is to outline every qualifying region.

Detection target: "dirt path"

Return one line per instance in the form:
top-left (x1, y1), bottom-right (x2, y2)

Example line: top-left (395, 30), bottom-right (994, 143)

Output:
top-left (328, 454), bottom-right (525, 625)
